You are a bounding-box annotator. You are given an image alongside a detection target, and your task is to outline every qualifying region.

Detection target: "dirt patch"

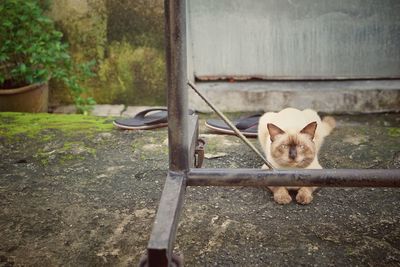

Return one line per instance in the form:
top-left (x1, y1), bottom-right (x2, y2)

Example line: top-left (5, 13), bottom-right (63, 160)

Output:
top-left (0, 112), bottom-right (399, 266)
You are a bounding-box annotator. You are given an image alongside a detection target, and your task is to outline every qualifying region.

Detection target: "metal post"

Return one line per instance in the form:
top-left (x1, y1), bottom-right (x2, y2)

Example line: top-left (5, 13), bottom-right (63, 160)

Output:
top-left (145, 1), bottom-right (188, 266)
top-left (147, 173), bottom-right (186, 266)
top-left (166, 0), bottom-right (189, 172)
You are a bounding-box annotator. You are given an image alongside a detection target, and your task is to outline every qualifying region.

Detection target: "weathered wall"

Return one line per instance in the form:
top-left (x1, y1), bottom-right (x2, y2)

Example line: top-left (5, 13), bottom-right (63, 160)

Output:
top-left (189, 0), bottom-right (400, 80)
top-left (48, 0), bottom-right (166, 107)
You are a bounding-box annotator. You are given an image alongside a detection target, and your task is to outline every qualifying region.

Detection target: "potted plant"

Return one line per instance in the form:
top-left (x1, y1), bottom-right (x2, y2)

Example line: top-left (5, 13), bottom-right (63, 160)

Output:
top-left (0, 0), bottom-right (95, 113)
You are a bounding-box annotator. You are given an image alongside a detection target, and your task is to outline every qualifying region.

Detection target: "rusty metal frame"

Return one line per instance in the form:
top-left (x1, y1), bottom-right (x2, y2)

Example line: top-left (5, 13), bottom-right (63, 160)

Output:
top-left (143, 0), bottom-right (400, 266)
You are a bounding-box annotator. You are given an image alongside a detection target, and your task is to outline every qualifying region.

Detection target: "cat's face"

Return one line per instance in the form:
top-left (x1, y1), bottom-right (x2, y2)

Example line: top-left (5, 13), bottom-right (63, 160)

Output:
top-left (267, 122), bottom-right (317, 168)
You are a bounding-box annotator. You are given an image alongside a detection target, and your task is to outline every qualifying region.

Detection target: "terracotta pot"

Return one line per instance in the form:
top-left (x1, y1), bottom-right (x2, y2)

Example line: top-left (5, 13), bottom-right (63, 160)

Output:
top-left (0, 83), bottom-right (48, 113)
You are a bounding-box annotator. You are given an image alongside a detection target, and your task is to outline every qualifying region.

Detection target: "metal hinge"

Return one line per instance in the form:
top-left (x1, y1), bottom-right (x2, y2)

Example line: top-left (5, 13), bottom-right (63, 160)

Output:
top-left (194, 138), bottom-right (205, 168)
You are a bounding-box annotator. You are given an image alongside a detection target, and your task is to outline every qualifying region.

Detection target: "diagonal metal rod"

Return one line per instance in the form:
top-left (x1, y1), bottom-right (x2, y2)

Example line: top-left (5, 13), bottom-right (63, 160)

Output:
top-left (188, 81), bottom-right (275, 170)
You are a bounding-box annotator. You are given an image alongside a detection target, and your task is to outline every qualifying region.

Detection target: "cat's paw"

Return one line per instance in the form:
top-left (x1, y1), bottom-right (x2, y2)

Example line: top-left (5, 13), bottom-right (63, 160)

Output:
top-left (273, 193), bottom-right (292, 204)
top-left (296, 188), bottom-right (313, 205)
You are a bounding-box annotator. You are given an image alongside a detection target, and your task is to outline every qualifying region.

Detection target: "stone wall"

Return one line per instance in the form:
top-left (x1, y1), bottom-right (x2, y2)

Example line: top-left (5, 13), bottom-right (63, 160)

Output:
top-left (47, 0), bottom-right (166, 107)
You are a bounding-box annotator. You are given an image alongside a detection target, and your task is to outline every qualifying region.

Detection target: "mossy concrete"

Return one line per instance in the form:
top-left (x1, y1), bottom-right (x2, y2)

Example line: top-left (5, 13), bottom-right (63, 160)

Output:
top-left (0, 112), bottom-right (113, 139)
top-left (0, 112), bottom-right (399, 266)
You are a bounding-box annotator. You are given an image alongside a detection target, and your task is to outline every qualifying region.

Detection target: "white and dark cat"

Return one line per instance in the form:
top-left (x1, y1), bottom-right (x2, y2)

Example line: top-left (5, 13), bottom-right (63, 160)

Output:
top-left (258, 108), bottom-right (336, 205)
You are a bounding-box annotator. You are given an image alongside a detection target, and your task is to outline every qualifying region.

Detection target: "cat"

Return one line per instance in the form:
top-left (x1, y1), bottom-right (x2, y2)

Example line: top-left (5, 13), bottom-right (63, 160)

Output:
top-left (258, 108), bottom-right (336, 205)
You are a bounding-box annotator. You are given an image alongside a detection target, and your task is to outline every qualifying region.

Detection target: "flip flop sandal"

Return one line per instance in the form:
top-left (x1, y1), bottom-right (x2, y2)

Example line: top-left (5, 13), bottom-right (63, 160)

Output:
top-left (205, 113), bottom-right (262, 137)
top-left (113, 108), bottom-right (168, 130)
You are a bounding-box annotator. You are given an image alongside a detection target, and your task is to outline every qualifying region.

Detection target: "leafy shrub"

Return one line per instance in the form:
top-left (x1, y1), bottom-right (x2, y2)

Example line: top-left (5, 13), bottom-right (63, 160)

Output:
top-left (96, 41), bottom-right (165, 105)
top-left (0, 0), bottom-right (95, 113)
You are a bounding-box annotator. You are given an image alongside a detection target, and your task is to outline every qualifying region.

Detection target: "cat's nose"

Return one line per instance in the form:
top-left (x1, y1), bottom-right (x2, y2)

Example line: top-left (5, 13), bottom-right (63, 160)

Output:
top-left (289, 147), bottom-right (297, 160)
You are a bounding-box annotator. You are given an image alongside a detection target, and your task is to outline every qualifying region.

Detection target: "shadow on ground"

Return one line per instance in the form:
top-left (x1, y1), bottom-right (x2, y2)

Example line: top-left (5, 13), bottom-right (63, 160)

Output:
top-left (0, 112), bottom-right (399, 266)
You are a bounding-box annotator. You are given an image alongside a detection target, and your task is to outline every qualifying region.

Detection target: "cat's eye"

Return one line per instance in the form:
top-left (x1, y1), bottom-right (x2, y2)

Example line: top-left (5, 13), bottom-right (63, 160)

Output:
top-left (280, 144), bottom-right (288, 149)
top-left (298, 145), bottom-right (305, 149)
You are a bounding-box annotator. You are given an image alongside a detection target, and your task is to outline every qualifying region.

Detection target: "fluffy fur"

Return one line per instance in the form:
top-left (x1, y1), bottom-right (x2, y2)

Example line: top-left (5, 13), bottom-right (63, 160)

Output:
top-left (258, 108), bottom-right (336, 205)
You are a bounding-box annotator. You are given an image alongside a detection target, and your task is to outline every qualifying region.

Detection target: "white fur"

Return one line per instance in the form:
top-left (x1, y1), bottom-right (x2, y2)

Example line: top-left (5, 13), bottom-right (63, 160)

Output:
top-left (258, 108), bottom-right (333, 170)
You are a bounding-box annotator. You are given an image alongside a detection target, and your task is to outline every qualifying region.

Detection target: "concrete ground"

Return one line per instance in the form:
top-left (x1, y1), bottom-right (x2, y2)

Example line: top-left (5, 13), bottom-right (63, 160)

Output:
top-left (0, 110), bottom-right (399, 266)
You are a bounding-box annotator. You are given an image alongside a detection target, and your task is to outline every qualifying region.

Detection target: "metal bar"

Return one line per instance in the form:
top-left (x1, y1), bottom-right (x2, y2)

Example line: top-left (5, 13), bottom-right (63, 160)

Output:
top-left (146, 0), bottom-right (188, 266)
top-left (166, 0), bottom-right (189, 172)
top-left (187, 168), bottom-right (400, 187)
top-left (188, 115), bottom-right (199, 167)
top-left (195, 75), bottom-right (400, 81)
top-left (148, 173), bottom-right (186, 266)
top-left (188, 81), bottom-right (275, 169)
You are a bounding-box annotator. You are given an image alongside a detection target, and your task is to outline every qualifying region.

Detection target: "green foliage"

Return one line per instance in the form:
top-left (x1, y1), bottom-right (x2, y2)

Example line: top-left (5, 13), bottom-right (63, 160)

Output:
top-left (0, 0), bottom-right (95, 113)
top-left (107, 0), bottom-right (164, 50)
top-left (96, 41), bottom-right (165, 105)
top-left (388, 127), bottom-right (400, 137)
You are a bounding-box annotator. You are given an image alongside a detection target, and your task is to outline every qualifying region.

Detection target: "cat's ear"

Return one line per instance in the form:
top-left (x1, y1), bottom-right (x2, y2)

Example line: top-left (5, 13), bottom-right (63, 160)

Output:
top-left (267, 123), bottom-right (285, 141)
top-left (300, 121), bottom-right (317, 140)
